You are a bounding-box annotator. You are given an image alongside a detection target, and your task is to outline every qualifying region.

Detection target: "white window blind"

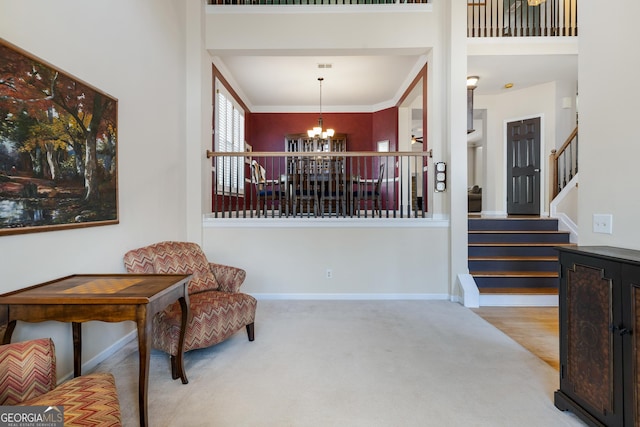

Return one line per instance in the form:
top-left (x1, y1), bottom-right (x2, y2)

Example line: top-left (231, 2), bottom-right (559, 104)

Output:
top-left (215, 80), bottom-right (245, 194)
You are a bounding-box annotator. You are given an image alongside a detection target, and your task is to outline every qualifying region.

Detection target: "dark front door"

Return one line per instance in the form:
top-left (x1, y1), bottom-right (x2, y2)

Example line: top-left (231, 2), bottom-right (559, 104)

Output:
top-left (507, 117), bottom-right (541, 215)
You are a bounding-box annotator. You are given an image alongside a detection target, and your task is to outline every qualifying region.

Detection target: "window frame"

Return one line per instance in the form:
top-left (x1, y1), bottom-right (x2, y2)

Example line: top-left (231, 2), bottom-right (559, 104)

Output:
top-left (214, 78), bottom-right (245, 195)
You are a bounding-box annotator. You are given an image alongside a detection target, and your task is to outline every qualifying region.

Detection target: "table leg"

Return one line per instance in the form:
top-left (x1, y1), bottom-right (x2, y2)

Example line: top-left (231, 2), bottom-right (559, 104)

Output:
top-left (2, 320), bottom-right (16, 345)
top-left (136, 307), bottom-right (151, 427)
top-left (176, 294), bottom-right (190, 384)
top-left (72, 322), bottom-right (82, 377)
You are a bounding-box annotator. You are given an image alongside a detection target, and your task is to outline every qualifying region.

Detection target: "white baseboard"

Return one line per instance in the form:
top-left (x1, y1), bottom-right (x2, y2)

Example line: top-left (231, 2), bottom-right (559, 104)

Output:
top-left (479, 294), bottom-right (558, 307)
top-left (457, 273), bottom-right (479, 308)
top-left (553, 212), bottom-right (578, 243)
top-left (253, 293), bottom-right (450, 300)
top-left (58, 330), bottom-right (137, 382)
top-left (550, 174), bottom-right (579, 243)
top-left (475, 211), bottom-right (507, 217)
top-left (252, 290), bottom-right (555, 306)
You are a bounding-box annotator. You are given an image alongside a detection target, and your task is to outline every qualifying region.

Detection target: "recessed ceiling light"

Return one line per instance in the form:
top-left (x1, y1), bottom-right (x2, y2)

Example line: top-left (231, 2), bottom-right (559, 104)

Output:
top-left (504, 83), bottom-right (514, 89)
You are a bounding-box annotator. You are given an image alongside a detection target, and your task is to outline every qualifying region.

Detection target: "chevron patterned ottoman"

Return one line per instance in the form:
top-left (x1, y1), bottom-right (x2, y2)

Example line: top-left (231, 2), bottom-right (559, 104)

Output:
top-left (0, 338), bottom-right (122, 426)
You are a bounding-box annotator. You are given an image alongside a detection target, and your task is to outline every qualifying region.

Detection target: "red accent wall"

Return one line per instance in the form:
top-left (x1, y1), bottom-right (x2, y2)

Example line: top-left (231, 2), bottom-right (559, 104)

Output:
top-left (216, 109), bottom-right (399, 210)
top-left (248, 111), bottom-right (396, 152)
top-left (372, 107), bottom-right (398, 151)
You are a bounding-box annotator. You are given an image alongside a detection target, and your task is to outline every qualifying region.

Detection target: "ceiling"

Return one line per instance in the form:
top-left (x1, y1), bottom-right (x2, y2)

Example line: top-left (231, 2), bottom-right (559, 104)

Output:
top-left (215, 54), bottom-right (426, 113)
top-left (467, 54), bottom-right (578, 96)
top-left (213, 52), bottom-right (577, 112)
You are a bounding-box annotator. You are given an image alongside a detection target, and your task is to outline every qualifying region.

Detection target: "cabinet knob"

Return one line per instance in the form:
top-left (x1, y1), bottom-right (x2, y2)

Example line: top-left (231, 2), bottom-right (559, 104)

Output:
top-left (610, 324), bottom-right (633, 336)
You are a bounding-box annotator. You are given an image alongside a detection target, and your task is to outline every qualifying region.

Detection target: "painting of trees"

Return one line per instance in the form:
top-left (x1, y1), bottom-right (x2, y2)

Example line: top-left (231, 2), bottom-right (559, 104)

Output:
top-left (0, 39), bottom-right (118, 235)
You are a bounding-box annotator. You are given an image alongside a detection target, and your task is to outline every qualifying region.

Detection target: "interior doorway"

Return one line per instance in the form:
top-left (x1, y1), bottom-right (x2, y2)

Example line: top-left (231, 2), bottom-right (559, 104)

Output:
top-left (468, 109), bottom-right (485, 213)
top-left (506, 117), bottom-right (541, 215)
top-left (397, 64), bottom-right (427, 213)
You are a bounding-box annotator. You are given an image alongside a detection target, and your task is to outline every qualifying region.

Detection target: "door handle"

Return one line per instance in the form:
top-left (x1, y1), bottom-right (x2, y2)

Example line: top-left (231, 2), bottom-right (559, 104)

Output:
top-left (534, 168), bottom-right (540, 172)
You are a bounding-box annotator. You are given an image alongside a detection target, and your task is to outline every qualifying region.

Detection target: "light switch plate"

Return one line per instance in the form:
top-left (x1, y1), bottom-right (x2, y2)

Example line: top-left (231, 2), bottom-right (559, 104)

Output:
top-left (593, 214), bottom-right (613, 234)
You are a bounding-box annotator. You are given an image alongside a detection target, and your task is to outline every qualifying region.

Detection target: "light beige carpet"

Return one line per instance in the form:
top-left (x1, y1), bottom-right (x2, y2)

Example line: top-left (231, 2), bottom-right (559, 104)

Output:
top-left (95, 300), bottom-right (586, 427)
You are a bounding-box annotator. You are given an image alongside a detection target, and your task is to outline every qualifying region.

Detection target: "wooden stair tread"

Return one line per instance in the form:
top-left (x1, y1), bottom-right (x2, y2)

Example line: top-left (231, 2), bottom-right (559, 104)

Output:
top-left (469, 217), bottom-right (558, 221)
top-left (468, 256), bottom-right (558, 261)
top-left (469, 230), bottom-right (570, 234)
top-left (479, 287), bottom-right (558, 295)
top-left (471, 271), bottom-right (558, 278)
top-left (469, 217), bottom-right (568, 300)
top-left (469, 242), bottom-right (575, 247)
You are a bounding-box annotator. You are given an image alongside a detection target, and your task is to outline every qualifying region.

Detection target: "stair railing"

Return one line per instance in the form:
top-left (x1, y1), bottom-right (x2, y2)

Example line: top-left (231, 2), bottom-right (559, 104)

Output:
top-left (549, 126), bottom-right (578, 201)
top-left (468, 0), bottom-right (578, 38)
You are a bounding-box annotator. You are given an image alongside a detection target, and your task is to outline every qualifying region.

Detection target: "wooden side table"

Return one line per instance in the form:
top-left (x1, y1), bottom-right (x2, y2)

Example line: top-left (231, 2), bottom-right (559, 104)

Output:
top-left (0, 274), bottom-right (191, 427)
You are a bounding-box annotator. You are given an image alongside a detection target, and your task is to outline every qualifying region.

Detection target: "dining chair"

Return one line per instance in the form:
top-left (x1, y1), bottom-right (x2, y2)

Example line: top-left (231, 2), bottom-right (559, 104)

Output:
top-left (292, 159), bottom-right (320, 216)
top-left (251, 160), bottom-right (282, 216)
top-left (354, 163), bottom-right (385, 217)
top-left (320, 162), bottom-right (347, 216)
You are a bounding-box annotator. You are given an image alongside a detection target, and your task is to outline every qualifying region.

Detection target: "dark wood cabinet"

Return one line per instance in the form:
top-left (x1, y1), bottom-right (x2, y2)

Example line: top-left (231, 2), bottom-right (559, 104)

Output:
top-left (285, 133), bottom-right (347, 174)
top-left (284, 134), bottom-right (348, 215)
top-left (555, 246), bottom-right (640, 427)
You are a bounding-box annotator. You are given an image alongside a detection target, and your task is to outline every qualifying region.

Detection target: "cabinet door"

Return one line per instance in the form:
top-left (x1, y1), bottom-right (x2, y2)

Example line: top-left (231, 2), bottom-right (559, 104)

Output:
top-left (621, 264), bottom-right (640, 427)
top-left (558, 252), bottom-right (624, 426)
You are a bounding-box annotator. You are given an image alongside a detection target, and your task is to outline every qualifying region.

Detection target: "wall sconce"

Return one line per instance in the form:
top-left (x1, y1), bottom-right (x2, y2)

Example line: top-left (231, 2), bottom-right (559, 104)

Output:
top-left (435, 162), bottom-right (446, 192)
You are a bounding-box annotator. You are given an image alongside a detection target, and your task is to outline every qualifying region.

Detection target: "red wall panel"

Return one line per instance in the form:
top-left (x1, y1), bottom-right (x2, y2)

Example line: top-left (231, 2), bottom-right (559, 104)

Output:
top-left (372, 107), bottom-right (398, 151)
top-left (248, 112), bottom-right (389, 152)
top-left (226, 109), bottom-right (401, 212)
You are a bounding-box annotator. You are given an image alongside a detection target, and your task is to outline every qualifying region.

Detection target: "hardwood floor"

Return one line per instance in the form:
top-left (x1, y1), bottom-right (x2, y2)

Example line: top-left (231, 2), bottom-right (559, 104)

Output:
top-left (472, 306), bottom-right (559, 371)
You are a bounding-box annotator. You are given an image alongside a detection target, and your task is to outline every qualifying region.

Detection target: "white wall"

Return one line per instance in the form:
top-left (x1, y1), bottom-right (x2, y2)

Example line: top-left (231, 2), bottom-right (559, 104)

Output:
top-left (475, 81), bottom-right (563, 215)
top-left (554, 183), bottom-right (578, 224)
top-left (203, 223), bottom-right (450, 298)
top-left (0, 0), bottom-right (188, 377)
top-left (554, 79), bottom-right (578, 149)
top-left (205, 7), bottom-right (439, 54)
top-left (467, 146), bottom-right (484, 188)
top-left (201, 2), bottom-right (465, 298)
top-left (0, 0), bottom-right (480, 378)
top-left (577, 3), bottom-right (640, 248)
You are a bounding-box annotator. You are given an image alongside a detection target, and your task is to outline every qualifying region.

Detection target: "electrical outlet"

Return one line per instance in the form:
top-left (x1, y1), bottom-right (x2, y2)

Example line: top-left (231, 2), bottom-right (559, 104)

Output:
top-left (593, 214), bottom-right (613, 234)
top-left (326, 269), bottom-right (333, 279)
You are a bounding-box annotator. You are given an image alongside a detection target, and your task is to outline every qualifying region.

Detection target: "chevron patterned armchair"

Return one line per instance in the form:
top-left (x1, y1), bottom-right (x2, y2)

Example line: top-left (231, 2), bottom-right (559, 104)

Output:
top-left (123, 241), bottom-right (257, 378)
top-left (0, 338), bottom-right (122, 426)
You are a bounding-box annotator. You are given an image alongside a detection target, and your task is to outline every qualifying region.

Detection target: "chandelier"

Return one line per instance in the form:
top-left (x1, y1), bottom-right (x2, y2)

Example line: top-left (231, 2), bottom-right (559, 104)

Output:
top-left (527, 0), bottom-right (546, 5)
top-left (308, 77), bottom-right (335, 139)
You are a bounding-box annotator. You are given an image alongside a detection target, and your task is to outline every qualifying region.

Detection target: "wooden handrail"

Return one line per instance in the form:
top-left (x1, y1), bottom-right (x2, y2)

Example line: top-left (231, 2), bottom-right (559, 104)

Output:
top-left (207, 150), bottom-right (430, 158)
top-left (549, 126), bottom-right (578, 201)
top-left (553, 126), bottom-right (578, 161)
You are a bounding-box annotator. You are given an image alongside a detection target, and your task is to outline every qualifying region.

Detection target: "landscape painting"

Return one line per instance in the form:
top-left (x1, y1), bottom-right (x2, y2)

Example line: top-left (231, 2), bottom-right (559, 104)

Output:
top-left (0, 39), bottom-right (118, 236)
